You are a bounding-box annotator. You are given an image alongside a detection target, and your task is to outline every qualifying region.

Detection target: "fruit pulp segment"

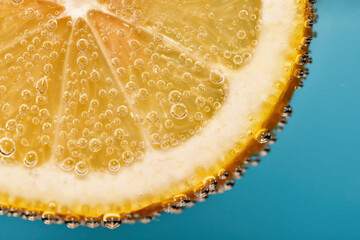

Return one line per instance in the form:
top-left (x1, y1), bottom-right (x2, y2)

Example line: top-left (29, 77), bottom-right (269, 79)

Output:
top-left (0, 0), bottom-right (261, 175)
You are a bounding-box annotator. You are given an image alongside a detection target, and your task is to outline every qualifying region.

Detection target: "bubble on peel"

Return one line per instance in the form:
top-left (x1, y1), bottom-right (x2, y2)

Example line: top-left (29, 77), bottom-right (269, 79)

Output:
top-left (75, 161), bottom-right (88, 175)
top-left (122, 151), bottom-right (134, 163)
top-left (89, 138), bottom-right (102, 152)
top-left (256, 129), bottom-right (271, 144)
top-left (171, 103), bottom-right (188, 119)
top-left (103, 214), bottom-right (121, 229)
top-left (0, 138), bottom-right (15, 156)
top-left (109, 159), bottom-right (120, 171)
top-left (23, 151), bottom-right (38, 167)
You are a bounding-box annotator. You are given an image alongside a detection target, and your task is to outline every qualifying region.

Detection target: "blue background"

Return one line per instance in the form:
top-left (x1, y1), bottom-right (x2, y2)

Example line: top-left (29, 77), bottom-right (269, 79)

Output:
top-left (1, 0), bottom-right (359, 239)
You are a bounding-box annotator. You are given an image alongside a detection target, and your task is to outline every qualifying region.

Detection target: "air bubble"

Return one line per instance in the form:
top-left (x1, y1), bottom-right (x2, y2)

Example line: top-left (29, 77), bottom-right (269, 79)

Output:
top-left (117, 105), bottom-right (128, 116)
top-left (169, 90), bottom-right (182, 103)
top-left (109, 159), bottom-right (120, 171)
top-left (23, 151), bottom-right (38, 167)
top-left (196, 97), bottom-right (206, 107)
top-left (237, 30), bottom-right (247, 40)
top-left (256, 129), bottom-right (271, 144)
top-left (6, 120), bottom-right (16, 130)
top-left (25, 8), bottom-right (36, 18)
top-left (75, 161), bottom-right (88, 175)
top-left (233, 55), bottom-right (243, 65)
top-left (79, 94), bottom-right (88, 104)
top-left (122, 151), bottom-right (134, 163)
top-left (103, 214), bottom-right (121, 229)
top-left (210, 69), bottom-right (225, 84)
top-left (126, 81), bottom-right (136, 91)
top-left (129, 39), bottom-right (141, 50)
top-left (77, 39), bottom-right (89, 51)
top-left (134, 59), bottom-right (144, 69)
top-left (137, 88), bottom-right (149, 100)
top-left (36, 77), bottom-right (48, 94)
top-left (90, 70), bottom-right (100, 81)
top-left (182, 72), bottom-right (192, 83)
top-left (0, 138), bottom-right (15, 156)
top-left (171, 103), bottom-right (188, 119)
top-left (77, 56), bottom-right (88, 67)
top-left (122, 0), bottom-right (135, 8)
top-left (150, 133), bottom-right (162, 144)
top-left (238, 10), bottom-right (249, 19)
top-left (89, 138), bottom-right (102, 152)
top-left (4, 53), bottom-right (13, 63)
top-left (19, 104), bottom-right (30, 116)
top-left (47, 19), bottom-right (58, 30)
top-left (147, 111), bottom-right (159, 123)
top-left (164, 119), bottom-right (174, 129)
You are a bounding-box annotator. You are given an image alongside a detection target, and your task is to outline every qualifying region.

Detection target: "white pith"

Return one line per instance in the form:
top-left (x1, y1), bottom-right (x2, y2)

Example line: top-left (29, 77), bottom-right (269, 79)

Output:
top-left (0, 0), bottom-right (301, 213)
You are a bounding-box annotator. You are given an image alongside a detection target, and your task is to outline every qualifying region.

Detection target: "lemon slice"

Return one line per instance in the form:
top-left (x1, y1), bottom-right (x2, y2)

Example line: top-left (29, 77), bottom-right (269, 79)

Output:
top-left (0, 0), bottom-right (316, 228)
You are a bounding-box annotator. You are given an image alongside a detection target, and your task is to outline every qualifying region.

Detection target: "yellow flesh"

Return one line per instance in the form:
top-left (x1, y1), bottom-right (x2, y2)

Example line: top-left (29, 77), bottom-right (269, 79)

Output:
top-left (0, 0), bottom-right (309, 218)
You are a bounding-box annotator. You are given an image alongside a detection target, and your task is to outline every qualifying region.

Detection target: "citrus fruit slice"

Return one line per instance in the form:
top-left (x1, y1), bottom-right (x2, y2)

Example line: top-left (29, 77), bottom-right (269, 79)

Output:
top-left (0, 0), bottom-right (316, 228)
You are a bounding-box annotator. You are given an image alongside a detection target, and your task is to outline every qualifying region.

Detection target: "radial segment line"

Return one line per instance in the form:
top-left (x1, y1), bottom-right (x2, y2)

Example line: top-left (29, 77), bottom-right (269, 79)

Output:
top-left (49, 23), bottom-right (74, 164)
top-left (84, 16), bottom-right (153, 149)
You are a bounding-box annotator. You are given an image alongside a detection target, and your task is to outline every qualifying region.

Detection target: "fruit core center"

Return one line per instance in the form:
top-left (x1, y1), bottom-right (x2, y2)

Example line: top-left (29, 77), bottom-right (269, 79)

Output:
top-left (53, 0), bottom-right (102, 18)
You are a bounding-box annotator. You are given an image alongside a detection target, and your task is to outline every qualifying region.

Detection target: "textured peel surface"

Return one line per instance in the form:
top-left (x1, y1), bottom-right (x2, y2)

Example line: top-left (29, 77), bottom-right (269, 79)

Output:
top-left (0, 0), bottom-right (311, 219)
